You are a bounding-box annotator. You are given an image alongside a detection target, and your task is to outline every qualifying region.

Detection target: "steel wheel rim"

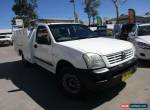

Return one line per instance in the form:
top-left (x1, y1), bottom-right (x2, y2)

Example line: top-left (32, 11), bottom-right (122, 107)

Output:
top-left (62, 73), bottom-right (81, 94)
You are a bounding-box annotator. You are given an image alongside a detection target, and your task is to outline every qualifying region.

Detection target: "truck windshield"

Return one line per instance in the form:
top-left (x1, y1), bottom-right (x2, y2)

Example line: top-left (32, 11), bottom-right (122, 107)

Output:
top-left (49, 24), bottom-right (98, 42)
top-left (138, 25), bottom-right (150, 36)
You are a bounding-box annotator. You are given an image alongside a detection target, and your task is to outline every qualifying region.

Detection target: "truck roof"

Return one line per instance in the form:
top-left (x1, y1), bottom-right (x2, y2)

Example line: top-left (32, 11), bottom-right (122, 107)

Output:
top-left (48, 23), bottom-right (80, 25)
top-left (32, 19), bottom-right (80, 26)
top-left (37, 22), bottom-right (81, 26)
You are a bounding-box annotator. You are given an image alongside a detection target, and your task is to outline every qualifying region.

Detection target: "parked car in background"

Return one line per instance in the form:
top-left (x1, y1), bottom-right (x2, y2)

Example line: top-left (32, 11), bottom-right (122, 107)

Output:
top-left (89, 25), bottom-right (97, 31)
top-left (128, 23), bottom-right (150, 60)
top-left (94, 25), bottom-right (107, 36)
top-left (0, 34), bottom-right (12, 46)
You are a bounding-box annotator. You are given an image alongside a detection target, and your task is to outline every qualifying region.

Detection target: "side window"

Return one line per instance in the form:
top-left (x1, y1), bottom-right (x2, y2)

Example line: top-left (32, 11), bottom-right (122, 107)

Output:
top-left (36, 26), bottom-right (51, 45)
top-left (50, 25), bottom-right (71, 41)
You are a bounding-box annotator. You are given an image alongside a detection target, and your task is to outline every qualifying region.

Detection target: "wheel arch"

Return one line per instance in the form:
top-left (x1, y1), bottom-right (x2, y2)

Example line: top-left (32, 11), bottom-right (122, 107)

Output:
top-left (56, 60), bottom-right (74, 74)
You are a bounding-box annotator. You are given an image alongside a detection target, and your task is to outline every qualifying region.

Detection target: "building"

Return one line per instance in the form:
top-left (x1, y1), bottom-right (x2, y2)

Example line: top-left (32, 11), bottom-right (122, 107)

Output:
top-left (108, 15), bottom-right (150, 24)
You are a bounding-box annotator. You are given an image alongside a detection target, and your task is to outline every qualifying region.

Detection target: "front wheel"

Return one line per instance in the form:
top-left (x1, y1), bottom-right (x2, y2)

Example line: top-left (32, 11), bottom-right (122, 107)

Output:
top-left (57, 66), bottom-right (85, 98)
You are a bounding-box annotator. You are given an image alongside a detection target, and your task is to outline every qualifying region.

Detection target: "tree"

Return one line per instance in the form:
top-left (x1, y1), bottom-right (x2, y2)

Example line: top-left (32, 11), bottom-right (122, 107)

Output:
top-left (12, 0), bottom-right (38, 27)
top-left (112, 0), bottom-right (127, 24)
top-left (91, 0), bottom-right (100, 25)
top-left (84, 0), bottom-right (100, 25)
top-left (84, 0), bottom-right (92, 25)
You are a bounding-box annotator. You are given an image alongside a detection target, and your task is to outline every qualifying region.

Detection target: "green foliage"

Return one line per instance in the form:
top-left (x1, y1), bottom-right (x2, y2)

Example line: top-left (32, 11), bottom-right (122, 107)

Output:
top-left (84, 0), bottom-right (100, 25)
top-left (12, 0), bottom-right (38, 27)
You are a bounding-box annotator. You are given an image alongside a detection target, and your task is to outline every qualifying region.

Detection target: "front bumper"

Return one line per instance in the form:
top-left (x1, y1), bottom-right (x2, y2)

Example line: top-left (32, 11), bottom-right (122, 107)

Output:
top-left (76, 58), bottom-right (137, 91)
top-left (0, 40), bottom-right (12, 45)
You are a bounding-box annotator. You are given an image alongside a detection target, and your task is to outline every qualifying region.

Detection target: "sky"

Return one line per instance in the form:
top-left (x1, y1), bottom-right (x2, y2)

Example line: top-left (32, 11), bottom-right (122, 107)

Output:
top-left (0, 0), bottom-right (150, 29)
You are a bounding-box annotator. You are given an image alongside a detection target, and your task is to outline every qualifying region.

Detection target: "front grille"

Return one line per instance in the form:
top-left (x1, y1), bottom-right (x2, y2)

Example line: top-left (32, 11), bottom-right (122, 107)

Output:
top-left (0, 36), bottom-right (5, 39)
top-left (106, 49), bottom-right (133, 65)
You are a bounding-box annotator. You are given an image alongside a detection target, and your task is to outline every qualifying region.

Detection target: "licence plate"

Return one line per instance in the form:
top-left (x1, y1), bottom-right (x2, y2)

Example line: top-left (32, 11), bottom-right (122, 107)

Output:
top-left (122, 70), bottom-right (134, 81)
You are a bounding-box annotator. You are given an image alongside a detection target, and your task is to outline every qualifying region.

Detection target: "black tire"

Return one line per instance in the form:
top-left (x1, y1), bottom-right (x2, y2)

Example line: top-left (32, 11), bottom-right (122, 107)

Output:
top-left (57, 66), bottom-right (85, 98)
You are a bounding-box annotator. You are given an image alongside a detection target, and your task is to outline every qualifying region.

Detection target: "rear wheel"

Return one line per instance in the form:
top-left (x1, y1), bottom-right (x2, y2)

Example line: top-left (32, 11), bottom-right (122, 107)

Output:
top-left (57, 66), bottom-right (85, 98)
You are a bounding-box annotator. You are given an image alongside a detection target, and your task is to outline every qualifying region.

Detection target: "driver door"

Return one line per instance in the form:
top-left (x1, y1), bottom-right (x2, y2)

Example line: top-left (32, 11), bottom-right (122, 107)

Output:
top-left (33, 26), bottom-right (54, 71)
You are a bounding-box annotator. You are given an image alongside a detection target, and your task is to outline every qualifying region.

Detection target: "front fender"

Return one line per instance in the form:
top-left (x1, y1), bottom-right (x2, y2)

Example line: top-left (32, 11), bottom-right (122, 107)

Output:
top-left (53, 44), bottom-right (87, 72)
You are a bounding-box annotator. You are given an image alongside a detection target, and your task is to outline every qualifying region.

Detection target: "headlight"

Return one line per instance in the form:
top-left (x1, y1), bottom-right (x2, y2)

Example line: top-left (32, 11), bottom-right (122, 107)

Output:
top-left (83, 53), bottom-right (105, 69)
top-left (137, 42), bottom-right (150, 49)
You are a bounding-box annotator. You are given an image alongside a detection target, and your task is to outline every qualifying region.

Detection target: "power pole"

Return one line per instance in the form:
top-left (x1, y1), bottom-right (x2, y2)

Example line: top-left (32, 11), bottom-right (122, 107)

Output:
top-left (112, 0), bottom-right (119, 24)
top-left (70, 0), bottom-right (79, 22)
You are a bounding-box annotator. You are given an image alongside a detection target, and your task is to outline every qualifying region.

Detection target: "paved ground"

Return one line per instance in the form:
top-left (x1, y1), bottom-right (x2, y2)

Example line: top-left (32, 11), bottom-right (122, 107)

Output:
top-left (0, 46), bottom-right (150, 110)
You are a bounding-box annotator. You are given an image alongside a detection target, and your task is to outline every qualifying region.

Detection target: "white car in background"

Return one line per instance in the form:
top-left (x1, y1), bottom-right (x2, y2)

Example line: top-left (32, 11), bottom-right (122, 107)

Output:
top-left (128, 23), bottom-right (150, 60)
top-left (0, 34), bottom-right (12, 46)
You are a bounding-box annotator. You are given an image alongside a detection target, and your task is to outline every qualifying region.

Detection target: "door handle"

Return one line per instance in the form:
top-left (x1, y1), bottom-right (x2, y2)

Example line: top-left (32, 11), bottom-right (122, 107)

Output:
top-left (34, 44), bottom-right (38, 48)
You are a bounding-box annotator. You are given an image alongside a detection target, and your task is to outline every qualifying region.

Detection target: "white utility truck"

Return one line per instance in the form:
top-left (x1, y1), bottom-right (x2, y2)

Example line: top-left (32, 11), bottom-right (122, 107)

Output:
top-left (13, 20), bottom-right (137, 97)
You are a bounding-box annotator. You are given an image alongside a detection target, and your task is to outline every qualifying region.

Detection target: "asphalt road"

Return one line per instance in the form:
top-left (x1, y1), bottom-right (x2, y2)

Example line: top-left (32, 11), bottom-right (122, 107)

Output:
top-left (0, 46), bottom-right (150, 110)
